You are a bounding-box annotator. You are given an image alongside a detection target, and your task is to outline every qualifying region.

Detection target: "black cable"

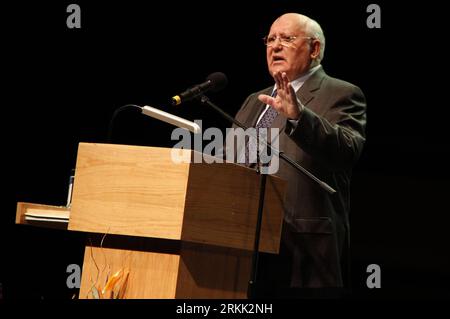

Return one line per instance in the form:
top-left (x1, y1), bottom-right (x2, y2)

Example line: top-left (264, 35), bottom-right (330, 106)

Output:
top-left (107, 104), bottom-right (141, 143)
top-left (247, 172), bottom-right (267, 299)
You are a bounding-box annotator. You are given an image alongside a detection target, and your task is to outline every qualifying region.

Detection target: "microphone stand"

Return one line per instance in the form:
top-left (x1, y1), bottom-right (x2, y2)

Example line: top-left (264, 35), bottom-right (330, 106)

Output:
top-left (199, 95), bottom-right (336, 299)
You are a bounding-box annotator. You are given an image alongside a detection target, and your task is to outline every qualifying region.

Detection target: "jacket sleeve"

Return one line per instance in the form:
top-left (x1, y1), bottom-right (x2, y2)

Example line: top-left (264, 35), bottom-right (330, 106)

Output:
top-left (285, 84), bottom-right (367, 171)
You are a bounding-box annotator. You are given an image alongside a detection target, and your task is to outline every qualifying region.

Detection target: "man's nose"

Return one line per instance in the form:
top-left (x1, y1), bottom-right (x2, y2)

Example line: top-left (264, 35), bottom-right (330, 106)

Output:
top-left (272, 37), bottom-right (283, 50)
top-left (266, 37), bottom-right (284, 52)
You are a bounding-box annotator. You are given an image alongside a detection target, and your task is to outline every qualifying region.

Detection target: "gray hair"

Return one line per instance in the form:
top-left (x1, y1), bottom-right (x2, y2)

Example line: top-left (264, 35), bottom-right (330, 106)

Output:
top-left (305, 17), bottom-right (326, 63)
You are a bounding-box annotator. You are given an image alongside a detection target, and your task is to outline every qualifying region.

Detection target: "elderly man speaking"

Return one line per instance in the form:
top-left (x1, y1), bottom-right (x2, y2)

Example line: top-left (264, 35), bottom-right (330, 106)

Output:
top-left (234, 13), bottom-right (367, 296)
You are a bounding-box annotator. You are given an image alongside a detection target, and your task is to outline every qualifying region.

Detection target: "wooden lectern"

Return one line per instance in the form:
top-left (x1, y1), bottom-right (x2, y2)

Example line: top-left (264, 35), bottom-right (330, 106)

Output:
top-left (16, 143), bottom-right (286, 299)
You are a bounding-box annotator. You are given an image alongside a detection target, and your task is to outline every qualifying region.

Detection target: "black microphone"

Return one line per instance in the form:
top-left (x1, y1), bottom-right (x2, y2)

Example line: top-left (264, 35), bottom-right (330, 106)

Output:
top-left (171, 72), bottom-right (227, 105)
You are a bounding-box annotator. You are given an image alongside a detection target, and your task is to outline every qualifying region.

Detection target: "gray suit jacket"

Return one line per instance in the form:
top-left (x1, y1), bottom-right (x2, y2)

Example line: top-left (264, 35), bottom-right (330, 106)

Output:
top-left (234, 66), bottom-right (366, 287)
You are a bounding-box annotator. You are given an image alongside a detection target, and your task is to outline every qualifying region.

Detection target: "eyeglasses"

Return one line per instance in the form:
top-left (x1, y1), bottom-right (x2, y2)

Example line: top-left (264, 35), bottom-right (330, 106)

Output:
top-left (263, 35), bottom-right (313, 48)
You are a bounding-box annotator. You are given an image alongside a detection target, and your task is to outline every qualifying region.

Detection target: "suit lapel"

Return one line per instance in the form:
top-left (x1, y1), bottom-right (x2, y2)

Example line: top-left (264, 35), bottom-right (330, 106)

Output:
top-left (297, 66), bottom-right (326, 107)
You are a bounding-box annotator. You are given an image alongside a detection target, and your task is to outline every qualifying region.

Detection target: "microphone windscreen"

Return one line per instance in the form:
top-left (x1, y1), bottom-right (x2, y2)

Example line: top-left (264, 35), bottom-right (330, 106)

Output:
top-left (207, 72), bottom-right (228, 92)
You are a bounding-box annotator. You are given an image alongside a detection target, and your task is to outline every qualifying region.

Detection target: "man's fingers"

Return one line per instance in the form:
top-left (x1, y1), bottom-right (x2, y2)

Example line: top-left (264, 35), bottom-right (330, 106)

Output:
top-left (259, 94), bottom-right (283, 113)
top-left (282, 72), bottom-right (290, 91)
top-left (273, 72), bottom-right (292, 93)
top-left (274, 72), bottom-right (282, 90)
top-left (258, 94), bottom-right (275, 107)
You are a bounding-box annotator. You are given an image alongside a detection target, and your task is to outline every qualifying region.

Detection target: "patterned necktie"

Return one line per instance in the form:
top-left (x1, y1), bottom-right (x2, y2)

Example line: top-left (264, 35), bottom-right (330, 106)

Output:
top-left (245, 90), bottom-right (278, 165)
top-left (256, 91), bottom-right (278, 129)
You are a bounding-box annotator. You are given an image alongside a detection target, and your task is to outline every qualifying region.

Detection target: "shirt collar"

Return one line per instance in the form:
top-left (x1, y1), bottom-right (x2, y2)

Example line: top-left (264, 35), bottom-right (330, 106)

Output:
top-left (274, 64), bottom-right (321, 93)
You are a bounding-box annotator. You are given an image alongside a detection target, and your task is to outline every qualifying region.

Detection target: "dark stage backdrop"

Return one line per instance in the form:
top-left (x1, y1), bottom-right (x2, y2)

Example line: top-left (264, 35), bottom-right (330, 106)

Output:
top-left (2, 0), bottom-right (449, 299)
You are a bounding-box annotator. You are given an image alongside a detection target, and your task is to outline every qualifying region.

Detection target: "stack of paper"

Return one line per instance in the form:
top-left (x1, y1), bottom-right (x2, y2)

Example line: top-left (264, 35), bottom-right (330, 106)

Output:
top-left (25, 207), bottom-right (70, 223)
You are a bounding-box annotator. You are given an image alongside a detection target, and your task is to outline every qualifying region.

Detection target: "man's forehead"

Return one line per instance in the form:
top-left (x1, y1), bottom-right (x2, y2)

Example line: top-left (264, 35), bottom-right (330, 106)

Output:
top-left (270, 17), bottom-right (304, 33)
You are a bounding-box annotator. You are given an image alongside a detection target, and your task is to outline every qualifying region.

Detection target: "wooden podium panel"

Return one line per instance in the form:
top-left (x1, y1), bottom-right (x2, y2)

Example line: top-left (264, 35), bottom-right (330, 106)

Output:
top-left (79, 245), bottom-right (180, 299)
top-left (68, 143), bottom-right (190, 240)
top-left (182, 163), bottom-right (285, 253)
top-left (69, 143), bottom-right (285, 253)
top-left (175, 242), bottom-right (252, 299)
top-left (17, 143), bottom-right (287, 299)
top-left (78, 239), bottom-right (253, 299)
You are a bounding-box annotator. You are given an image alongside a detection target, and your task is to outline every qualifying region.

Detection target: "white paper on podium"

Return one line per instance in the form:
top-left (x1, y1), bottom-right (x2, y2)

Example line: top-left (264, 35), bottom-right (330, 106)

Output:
top-left (141, 105), bottom-right (201, 134)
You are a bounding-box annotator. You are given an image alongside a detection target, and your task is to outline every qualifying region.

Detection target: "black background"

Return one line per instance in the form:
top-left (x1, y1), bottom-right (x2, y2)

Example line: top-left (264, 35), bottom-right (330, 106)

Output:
top-left (2, 0), bottom-right (449, 300)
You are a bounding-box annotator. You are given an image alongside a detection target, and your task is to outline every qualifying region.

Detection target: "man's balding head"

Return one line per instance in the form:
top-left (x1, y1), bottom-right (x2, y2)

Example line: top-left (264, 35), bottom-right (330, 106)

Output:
top-left (266, 13), bottom-right (325, 79)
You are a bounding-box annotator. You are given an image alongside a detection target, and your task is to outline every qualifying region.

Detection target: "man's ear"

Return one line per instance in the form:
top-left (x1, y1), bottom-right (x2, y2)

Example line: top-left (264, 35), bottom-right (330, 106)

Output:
top-left (310, 39), bottom-right (321, 59)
